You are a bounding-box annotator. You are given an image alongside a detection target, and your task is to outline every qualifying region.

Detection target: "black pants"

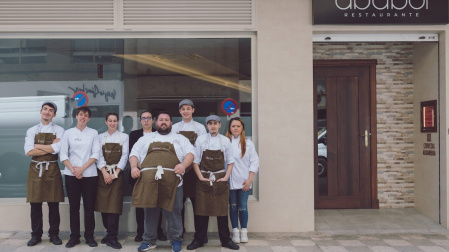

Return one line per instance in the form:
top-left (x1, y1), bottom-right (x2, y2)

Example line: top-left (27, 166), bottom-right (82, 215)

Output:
top-left (136, 207), bottom-right (164, 236)
top-left (65, 175), bottom-right (98, 239)
top-left (182, 197), bottom-right (204, 240)
top-left (194, 215), bottom-right (231, 244)
top-left (30, 202), bottom-right (60, 237)
top-left (101, 213), bottom-right (119, 240)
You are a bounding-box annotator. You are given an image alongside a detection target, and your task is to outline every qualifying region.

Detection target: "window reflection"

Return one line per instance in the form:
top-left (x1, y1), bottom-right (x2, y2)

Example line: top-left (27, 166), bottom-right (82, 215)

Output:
top-left (316, 78), bottom-right (328, 196)
top-left (0, 38), bottom-right (253, 198)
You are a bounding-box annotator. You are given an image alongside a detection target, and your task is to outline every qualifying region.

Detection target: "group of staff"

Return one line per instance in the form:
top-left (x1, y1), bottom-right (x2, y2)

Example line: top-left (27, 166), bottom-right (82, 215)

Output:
top-left (24, 99), bottom-right (259, 252)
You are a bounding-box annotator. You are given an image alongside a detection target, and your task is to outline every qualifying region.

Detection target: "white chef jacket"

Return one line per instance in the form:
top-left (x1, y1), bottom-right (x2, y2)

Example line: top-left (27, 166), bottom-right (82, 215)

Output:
top-left (97, 131), bottom-right (129, 171)
top-left (129, 131), bottom-right (195, 187)
top-left (24, 122), bottom-right (65, 155)
top-left (193, 133), bottom-right (234, 171)
top-left (172, 120), bottom-right (207, 143)
top-left (60, 126), bottom-right (100, 177)
top-left (229, 136), bottom-right (259, 190)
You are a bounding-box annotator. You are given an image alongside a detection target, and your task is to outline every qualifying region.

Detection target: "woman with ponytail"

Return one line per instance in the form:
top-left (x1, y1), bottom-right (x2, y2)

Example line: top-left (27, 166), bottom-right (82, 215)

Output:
top-left (226, 117), bottom-right (259, 244)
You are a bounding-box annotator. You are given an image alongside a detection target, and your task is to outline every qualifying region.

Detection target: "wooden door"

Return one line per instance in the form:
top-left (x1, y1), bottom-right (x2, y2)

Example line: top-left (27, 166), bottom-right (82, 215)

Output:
top-left (314, 60), bottom-right (379, 209)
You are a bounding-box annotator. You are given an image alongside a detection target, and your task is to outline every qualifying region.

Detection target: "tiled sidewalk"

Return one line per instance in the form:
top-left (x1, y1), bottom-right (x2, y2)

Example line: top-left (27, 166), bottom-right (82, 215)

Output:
top-left (2, 209), bottom-right (449, 251)
top-left (2, 232), bottom-right (449, 252)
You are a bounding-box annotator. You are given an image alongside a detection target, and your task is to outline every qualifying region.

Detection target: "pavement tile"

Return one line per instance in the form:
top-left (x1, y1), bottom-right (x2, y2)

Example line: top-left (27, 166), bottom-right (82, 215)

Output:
top-left (359, 239), bottom-right (389, 246)
top-left (345, 247), bottom-right (373, 252)
top-left (0, 232), bottom-right (15, 239)
top-left (431, 239), bottom-right (449, 246)
top-left (242, 239), bottom-right (269, 246)
top-left (293, 246), bottom-right (322, 252)
top-left (291, 239), bottom-right (316, 246)
top-left (369, 246), bottom-right (399, 252)
top-left (267, 239), bottom-right (297, 246)
top-left (338, 240), bottom-right (365, 246)
top-left (383, 239), bottom-right (412, 246)
top-left (244, 246), bottom-right (273, 252)
top-left (313, 239), bottom-right (342, 246)
top-left (271, 246), bottom-right (298, 252)
top-left (390, 247), bottom-right (424, 252)
top-left (418, 246), bottom-right (449, 252)
top-left (319, 246), bottom-right (350, 252)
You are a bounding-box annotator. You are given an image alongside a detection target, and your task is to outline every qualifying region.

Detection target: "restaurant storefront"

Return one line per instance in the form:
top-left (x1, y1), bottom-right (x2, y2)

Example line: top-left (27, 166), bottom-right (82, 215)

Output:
top-left (0, 0), bottom-right (449, 232)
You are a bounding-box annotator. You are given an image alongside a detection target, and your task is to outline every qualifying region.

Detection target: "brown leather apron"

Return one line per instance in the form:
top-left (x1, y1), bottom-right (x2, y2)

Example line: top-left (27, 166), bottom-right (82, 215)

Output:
top-left (95, 142), bottom-right (124, 214)
top-left (195, 149), bottom-right (229, 216)
top-left (132, 141), bottom-right (181, 212)
top-left (26, 132), bottom-right (64, 203)
top-left (178, 131), bottom-right (198, 198)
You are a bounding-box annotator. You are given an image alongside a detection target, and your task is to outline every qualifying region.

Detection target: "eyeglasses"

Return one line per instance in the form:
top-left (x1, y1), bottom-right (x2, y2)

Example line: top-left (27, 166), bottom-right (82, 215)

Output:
top-left (141, 117), bottom-right (152, 121)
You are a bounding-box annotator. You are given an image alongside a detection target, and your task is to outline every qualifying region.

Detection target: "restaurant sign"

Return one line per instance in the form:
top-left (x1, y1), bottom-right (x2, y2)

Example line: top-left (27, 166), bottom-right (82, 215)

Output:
top-left (313, 0), bottom-right (449, 24)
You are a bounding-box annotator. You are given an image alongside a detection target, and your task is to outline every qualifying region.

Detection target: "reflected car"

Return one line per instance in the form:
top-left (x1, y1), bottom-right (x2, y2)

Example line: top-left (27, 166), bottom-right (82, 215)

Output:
top-left (317, 130), bottom-right (327, 177)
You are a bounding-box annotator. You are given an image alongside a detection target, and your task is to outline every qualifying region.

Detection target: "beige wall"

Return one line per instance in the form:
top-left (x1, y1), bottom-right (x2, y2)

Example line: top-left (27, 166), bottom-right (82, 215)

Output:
top-left (252, 0), bottom-right (314, 232)
top-left (413, 43), bottom-right (440, 223)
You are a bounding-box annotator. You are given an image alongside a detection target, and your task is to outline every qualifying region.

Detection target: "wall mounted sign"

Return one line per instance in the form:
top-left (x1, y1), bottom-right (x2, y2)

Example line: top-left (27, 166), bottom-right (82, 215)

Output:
top-left (313, 0), bottom-right (449, 24)
top-left (420, 100), bottom-right (437, 133)
top-left (221, 98), bottom-right (238, 115)
top-left (72, 91), bottom-right (89, 107)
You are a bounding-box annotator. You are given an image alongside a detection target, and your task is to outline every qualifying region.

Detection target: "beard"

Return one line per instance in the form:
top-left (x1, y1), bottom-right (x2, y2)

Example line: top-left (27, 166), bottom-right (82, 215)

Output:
top-left (157, 124), bottom-right (172, 135)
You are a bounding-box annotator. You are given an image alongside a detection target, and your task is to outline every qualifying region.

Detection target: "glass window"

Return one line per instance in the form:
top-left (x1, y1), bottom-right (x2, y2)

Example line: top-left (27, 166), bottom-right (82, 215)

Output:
top-left (0, 38), bottom-right (253, 199)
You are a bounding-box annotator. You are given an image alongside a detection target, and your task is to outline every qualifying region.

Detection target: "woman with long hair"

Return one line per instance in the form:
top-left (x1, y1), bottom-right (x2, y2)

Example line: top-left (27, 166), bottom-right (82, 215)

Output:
top-left (226, 117), bottom-right (259, 244)
top-left (95, 112), bottom-right (129, 249)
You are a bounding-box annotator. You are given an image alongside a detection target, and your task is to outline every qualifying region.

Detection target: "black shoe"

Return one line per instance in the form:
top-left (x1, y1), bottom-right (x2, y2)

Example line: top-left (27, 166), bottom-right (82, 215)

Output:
top-left (27, 236), bottom-right (41, 246)
top-left (65, 238), bottom-right (80, 248)
top-left (101, 236), bottom-right (108, 244)
top-left (187, 239), bottom-right (204, 250)
top-left (222, 240), bottom-right (240, 250)
top-left (204, 237), bottom-right (208, 244)
top-left (49, 235), bottom-right (62, 245)
top-left (158, 232), bottom-right (167, 241)
top-left (134, 234), bottom-right (143, 242)
top-left (85, 237), bottom-right (98, 247)
top-left (106, 239), bottom-right (122, 249)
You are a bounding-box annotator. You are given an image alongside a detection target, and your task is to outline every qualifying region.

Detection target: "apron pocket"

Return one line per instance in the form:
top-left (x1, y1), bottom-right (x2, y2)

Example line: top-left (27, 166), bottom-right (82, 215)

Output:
top-left (214, 181), bottom-right (229, 195)
top-left (132, 175), bottom-right (157, 205)
top-left (158, 173), bottom-right (177, 201)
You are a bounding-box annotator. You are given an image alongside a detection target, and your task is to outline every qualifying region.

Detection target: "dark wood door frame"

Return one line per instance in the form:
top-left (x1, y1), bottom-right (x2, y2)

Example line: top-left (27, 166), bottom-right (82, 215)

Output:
top-left (313, 59), bottom-right (379, 209)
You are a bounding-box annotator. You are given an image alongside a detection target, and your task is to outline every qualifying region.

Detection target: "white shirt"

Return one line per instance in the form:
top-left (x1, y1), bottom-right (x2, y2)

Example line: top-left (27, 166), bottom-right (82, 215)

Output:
top-left (130, 131), bottom-right (195, 187)
top-left (24, 122), bottom-right (65, 155)
top-left (172, 120), bottom-right (207, 142)
top-left (229, 136), bottom-right (259, 190)
top-left (60, 126), bottom-right (100, 177)
top-left (194, 133), bottom-right (234, 171)
top-left (97, 131), bottom-right (129, 171)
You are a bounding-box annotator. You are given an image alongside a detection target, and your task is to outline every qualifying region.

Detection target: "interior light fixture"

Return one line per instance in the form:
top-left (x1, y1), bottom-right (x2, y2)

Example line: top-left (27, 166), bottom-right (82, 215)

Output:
top-left (115, 54), bottom-right (251, 93)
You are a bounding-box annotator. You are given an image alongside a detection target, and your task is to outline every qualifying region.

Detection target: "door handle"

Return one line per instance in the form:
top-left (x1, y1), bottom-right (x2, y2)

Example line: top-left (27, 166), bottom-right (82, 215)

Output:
top-left (361, 130), bottom-right (371, 147)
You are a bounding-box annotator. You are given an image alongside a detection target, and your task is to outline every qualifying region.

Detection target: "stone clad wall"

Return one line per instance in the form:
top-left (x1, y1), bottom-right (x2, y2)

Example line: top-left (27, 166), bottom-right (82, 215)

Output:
top-left (313, 42), bottom-right (414, 208)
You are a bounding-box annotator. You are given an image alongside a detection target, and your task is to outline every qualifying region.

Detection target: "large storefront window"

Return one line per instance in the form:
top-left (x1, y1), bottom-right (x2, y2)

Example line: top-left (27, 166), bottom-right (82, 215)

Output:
top-left (0, 38), bottom-right (253, 198)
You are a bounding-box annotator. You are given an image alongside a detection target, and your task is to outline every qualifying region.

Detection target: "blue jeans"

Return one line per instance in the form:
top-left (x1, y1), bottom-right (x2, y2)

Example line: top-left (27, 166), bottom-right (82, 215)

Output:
top-left (229, 189), bottom-right (251, 229)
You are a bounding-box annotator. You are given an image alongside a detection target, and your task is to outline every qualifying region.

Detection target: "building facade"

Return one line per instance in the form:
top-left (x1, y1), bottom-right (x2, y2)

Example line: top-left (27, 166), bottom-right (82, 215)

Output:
top-left (0, 0), bottom-right (448, 233)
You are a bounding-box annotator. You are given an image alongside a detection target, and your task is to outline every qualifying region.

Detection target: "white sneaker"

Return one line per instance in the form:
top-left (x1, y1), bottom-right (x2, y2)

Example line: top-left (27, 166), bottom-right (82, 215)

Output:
top-left (240, 228), bottom-right (248, 243)
top-left (232, 228), bottom-right (240, 243)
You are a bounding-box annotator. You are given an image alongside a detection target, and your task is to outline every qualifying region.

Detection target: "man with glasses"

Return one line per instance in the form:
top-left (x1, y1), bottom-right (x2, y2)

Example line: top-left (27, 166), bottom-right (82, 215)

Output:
top-left (129, 111), bottom-right (167, 242)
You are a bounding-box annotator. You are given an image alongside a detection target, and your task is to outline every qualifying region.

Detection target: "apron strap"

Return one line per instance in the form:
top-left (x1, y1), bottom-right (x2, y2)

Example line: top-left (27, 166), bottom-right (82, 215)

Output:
top-left (105, 164), bottom-right (118, 178)
top-left (201, 170), bottom-right (225, 186)
top-left (141, 166), bottom-right (182, 180)
top-left (31, 160), bottom-right (58, 177)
